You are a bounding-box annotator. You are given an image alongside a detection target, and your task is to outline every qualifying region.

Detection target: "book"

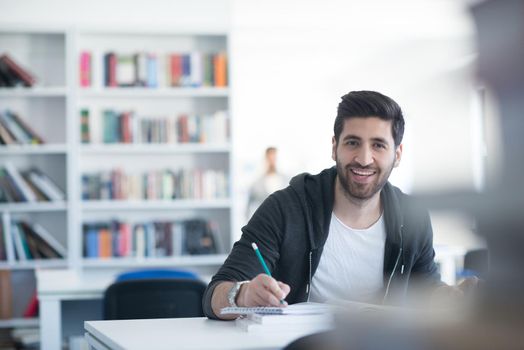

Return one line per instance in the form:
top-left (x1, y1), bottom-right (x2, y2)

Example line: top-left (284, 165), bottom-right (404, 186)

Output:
top-left (104, 52), bottom-right (118, 87)
top-left (116, 54), bottom-right (135, 87)
top-left (80, 108), bottom-right (90, 143)
top-left (4, 162), bottom-right (37, 202)
top-left (0, 59), bottom-right (20, 87)
top-left (79, 51), bottom-right (91, 87)
top-left (11, 223), bottom-right (28, 261)
top-left (0, 54), bottom-right (36, 87)
top-left (22, 291), bottom-right (38, 318)
top-left (0, 112), bottom-right (31, 144)
top-left (0, 119), bottom-right (16, 144)
top-left (0, 167), bottom-right (25, 201)
top-left (134, 52), bottom-right (147, 87)
top-left (29, 222), bottom-right (67, 258)
top-left (0, 270), bottom-right (12, 319)
top-left (26, 168), bottom-right (65, 201)
top-left (85, 225), bottom-right (99, 258)
top-left (214, 52), bottom-right (227, 87)
top-left (146, 54), bottom-right (158, 88)
top-left (21, 172), bottom-right (49, 201)
top-left (7, 111), bottom-right (44, 144)
top-left (221, 302), bottom-right (332, 316)
top-left (190, 52), bottom-right (202, 87)
top-left (0, 224), bottom-right (5, 261)
top-left (20, 223), bottom-right (60, 258)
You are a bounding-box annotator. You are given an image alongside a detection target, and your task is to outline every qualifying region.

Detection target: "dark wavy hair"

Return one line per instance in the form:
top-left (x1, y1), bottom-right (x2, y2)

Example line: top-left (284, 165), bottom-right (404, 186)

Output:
top-left (334, 91), bottom-right (405, 146)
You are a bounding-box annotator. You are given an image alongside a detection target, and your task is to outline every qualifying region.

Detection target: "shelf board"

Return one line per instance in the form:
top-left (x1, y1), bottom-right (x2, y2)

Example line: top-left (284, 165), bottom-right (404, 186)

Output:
top-left (82, 254), bottom-right (228, 268)
top-left (78, 87), bottom-right (229, 98)
top-left (81, 199), bottom-right (231, 211)
top-left (0, 86), bottom-right (67, 97)
top-left (0, 317), bottom-right (39, 329)
top-left (80, 143), bottom-right (230, 154)
top-left (0, 144), bottom-right (67, 155)
top-left (0, 259), bottom-right (68, 270)
top-left (0, 201), bottom-right (67, 213)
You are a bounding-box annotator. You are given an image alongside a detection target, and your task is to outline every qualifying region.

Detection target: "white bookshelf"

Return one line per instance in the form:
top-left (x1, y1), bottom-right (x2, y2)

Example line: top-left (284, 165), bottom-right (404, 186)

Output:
top-left (78, 87), bottom-right (229, 98)
top-left (81, 199), bottom-right (232, 211)
top-left (0, 86), bottom-right (67, 97)
top-left (0, 317), bottom-right (39, 329)
top-left (75, 27), bottom-right (232, 267)
top-left (0, 25), bottom-right (233, 327)
top-left (82, 254), bottom-right (228, 268)
top-left (0, 144), bottom-right (68, 155)
top-left (80, 143), bottom-right (230, 155)
top-left (0, 27), bottom-right (70, 323)
top-left (0, 202), bottom-right (67, 213)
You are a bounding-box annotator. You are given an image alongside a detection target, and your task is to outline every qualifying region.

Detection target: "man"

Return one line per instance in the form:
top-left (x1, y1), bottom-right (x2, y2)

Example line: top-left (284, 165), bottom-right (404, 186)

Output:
top-left (203, 90), bottom-right (472, 320)
top-left (246, 147), bottom-right (289, 220)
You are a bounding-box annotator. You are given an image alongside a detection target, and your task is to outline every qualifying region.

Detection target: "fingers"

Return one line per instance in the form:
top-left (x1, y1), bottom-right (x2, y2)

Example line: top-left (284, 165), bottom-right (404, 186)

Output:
top-left (243, 274), bottom-right (290, 307)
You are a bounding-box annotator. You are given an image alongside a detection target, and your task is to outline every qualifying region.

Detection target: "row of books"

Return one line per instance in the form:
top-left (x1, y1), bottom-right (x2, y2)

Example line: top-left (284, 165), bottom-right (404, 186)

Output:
top-left (80, 51), bottom-right (228, 88)
top-left (83, 218), bottom-right (221, 258)
top-left (3, 220), bottom-right (66, 261)
top-left (0, 54), bottom-right (36, 87)
top-left (0, 163), bottom-right (66, 203)
top-left (0, 271), bottom-right (38, 320)
top-left (0, 110), bottom-right (44, 145)
top-left (81, 168), bottom-right (228, 201)
top-left (81, 108), bottom-right (229, 144)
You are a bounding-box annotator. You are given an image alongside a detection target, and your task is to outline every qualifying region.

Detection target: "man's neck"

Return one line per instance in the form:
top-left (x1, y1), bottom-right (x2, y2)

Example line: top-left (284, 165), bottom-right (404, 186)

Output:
top-left (333, 177), bottom-right (382, 230)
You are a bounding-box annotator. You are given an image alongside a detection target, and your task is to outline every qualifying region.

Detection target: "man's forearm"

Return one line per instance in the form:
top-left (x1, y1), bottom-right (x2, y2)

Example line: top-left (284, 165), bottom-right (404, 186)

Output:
top-left (211, 281), bottom-right (238, 320)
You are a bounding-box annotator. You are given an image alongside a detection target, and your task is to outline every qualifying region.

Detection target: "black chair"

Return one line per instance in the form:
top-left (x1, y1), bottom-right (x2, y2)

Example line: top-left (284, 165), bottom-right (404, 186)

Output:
top-left (103, 278), bottom-right (207, 320)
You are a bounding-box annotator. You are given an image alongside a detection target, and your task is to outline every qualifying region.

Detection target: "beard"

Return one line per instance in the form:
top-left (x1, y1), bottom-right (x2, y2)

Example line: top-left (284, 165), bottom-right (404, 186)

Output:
top-left (335, 156), bottom-right (395, 201)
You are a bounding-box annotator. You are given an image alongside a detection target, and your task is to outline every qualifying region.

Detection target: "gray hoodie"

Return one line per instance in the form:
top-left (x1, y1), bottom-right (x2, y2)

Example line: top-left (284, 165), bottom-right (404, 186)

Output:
top-left (202, 166), bottom-right (443, 319)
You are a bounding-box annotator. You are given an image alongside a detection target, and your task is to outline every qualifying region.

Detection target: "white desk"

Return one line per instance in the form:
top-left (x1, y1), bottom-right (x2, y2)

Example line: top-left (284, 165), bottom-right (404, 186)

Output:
top-left (85, 317), bottom-right (321, 350)
top-left (38, 246), bottom-right (465, 350)
top-left (37, 269), bottom-right (116, 350)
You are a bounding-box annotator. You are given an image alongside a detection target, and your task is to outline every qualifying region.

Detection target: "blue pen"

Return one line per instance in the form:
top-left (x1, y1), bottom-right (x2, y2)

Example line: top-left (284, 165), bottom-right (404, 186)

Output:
top-left (251, 242), bottom-right (285, 304)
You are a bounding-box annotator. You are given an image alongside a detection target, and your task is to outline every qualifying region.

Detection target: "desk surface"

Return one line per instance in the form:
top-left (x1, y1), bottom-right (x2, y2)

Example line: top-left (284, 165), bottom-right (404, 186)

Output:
top-left (85, 317), bottom-right (323, 350)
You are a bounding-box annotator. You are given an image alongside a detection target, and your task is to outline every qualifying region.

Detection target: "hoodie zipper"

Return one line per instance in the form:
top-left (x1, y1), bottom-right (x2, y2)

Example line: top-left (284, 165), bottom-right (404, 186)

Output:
top-left (306, 250), bottom-right (312, 301)
top-left (383, 224), bottom-right (404, 303)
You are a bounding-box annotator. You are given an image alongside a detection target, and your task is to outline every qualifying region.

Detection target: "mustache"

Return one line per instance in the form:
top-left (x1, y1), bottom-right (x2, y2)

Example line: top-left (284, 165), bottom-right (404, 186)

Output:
top-left (345, 163), bottom-right (378, 171)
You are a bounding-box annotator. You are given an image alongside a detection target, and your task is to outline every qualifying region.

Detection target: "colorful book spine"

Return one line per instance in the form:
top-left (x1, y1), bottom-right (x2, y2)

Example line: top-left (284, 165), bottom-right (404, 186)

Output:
top-left (214, 52), bottom-right (227, 87)
top-left (80, 108), bottom-right (90, 143)
top-left (79, 51), bottom-right (91, 87)
top-left (0, 54), bottom-right (36, 87)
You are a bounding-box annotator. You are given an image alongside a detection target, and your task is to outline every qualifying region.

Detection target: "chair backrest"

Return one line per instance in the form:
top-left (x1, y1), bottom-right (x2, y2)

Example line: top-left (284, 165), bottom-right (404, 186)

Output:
top-left (103, 278), bottom-right (206, 320)
top-left (115, 268), bottom-right (199, 282)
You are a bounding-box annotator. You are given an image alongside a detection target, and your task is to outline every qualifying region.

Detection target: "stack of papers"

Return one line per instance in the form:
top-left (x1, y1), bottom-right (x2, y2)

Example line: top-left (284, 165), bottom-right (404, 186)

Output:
top-left (221, 302), bottom-right (334, 333)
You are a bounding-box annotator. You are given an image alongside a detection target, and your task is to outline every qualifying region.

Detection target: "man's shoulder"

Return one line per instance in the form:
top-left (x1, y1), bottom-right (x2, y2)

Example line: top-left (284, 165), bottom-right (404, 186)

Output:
top-left (384, 183), bottom-right (430, 224)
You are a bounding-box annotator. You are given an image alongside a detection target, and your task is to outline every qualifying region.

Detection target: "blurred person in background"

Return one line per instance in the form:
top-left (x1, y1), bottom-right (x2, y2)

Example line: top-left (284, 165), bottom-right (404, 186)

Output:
top-left (245, 147), bottom-right (289, 220)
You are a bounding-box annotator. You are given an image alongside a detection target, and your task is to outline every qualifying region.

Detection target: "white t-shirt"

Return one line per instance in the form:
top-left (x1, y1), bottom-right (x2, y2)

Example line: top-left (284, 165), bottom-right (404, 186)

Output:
top-left (309, 212), bottom-right (386, 303)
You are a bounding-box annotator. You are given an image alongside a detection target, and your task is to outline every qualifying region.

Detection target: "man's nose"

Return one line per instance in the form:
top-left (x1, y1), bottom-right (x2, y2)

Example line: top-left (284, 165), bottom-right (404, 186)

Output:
top-left (354, 146), bottom-right (373, 166)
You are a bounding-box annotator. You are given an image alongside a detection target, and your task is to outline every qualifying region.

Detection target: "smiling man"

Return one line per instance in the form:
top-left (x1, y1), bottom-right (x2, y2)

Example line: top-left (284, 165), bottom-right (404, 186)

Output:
top-left (203, 91), bottom-right (462, 320)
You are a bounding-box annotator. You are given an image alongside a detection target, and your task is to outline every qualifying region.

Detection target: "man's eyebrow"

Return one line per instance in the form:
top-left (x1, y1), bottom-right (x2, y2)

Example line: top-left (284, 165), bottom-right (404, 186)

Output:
top-left (341, 135), bottom-right (390, 145)
top-left (341, 135), bottom-right (361, 141)
top-left (371, 137), bottom-right (389, 144)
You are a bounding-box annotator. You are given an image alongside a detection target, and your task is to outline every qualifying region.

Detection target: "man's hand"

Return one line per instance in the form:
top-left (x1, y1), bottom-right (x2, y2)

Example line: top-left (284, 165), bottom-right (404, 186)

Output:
top-left (237, 273), bottom-right (290, 307)
top-left (431, 276), bottom-right (480, 307)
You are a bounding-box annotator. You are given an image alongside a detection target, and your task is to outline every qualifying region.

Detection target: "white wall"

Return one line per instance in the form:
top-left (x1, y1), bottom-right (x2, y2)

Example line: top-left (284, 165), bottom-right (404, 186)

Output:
top-left (0, 0), bottom-right (484, 247)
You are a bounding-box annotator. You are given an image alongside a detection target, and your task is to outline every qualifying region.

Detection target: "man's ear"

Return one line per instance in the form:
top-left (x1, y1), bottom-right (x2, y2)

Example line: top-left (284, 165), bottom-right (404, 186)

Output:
top-left (332, 136), bottom-right (337, 161)
top-left (394, 144), bottom-right (403, 167)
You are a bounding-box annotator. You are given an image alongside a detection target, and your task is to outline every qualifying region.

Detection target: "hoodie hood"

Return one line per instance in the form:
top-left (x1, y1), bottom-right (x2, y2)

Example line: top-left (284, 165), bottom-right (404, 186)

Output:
top-left (289, 167), bottom-right (337, 250)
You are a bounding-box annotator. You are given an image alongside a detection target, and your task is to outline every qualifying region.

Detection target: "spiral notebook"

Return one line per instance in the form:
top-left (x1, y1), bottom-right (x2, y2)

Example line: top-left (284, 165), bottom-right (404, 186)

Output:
top-left (220, 302), bottom-right (331, 316)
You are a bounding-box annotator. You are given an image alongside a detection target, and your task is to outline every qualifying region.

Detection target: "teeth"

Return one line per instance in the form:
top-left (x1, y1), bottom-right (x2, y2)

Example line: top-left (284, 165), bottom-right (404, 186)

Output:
top-left (351, 169), bottom-right (375, 176)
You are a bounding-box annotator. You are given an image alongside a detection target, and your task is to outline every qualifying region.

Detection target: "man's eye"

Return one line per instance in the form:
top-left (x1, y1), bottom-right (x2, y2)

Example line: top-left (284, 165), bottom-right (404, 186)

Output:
top-left (346, 140), bottom-right (358, 146)
top-left (374, 143), bottom-right (386, 149)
